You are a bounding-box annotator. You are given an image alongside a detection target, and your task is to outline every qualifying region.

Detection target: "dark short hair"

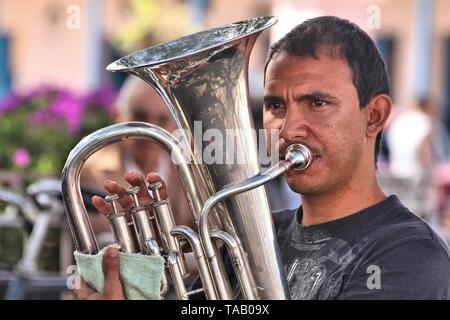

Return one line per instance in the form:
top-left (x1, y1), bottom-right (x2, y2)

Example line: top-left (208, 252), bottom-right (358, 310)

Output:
top-left (265, 16), bottom-right (391, 164)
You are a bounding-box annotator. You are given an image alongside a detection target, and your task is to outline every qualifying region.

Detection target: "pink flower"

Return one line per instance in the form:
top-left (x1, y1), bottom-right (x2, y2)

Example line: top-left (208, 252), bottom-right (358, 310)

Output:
top-left (49, 92), bottom-right (84, 136)
top-left (13, 148), bottom-right (31, 168)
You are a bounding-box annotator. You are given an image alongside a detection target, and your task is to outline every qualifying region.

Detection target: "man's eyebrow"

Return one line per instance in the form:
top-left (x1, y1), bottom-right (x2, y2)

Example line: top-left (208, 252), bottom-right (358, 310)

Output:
top-left (263, 95), bottom-right (284, 103)
top-left (294, 91), bottom-right (339, 102)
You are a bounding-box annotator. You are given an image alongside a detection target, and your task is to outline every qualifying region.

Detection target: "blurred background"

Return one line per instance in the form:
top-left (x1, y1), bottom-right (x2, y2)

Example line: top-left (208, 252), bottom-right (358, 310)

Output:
top-left (0, 0), bottom-right (449, 299)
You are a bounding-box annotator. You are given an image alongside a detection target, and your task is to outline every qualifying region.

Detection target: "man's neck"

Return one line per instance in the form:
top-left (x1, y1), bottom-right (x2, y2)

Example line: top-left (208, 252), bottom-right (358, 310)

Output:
top-left (300, 178), bottom-right (386, 226)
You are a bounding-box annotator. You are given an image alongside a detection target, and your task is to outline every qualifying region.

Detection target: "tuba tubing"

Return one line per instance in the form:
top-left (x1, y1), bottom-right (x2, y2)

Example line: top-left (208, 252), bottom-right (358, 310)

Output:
top-left (198, 144), bottom-right (312, 299)
top-left (61, 122), bottom-right (204, 254)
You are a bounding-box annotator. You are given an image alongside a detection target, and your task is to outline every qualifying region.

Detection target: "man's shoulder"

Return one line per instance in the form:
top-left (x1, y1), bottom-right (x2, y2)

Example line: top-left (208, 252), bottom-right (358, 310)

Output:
top-left (359, 199), bottom-right (450, 284)
top-left (340, 199), bottom-right (450, 299)
top-left (368, 199), bottom-right (450, 258)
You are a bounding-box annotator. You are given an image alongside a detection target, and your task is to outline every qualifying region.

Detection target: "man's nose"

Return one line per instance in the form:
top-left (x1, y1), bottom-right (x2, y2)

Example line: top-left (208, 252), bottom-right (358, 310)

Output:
top-left (279, 109), bottom-right (309, 142)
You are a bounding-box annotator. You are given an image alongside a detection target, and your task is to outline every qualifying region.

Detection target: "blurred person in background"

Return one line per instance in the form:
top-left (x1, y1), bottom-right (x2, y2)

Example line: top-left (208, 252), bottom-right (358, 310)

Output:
top-left (386, 99), bottom-right (433, 182)
top-left (80, 75), bottom-right (192, 243)
top-left (385, 96), bottom-right (450, 220)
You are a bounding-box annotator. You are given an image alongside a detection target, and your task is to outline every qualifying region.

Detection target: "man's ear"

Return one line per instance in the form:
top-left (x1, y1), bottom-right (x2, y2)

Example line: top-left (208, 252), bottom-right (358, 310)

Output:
top-left (365, 94), bottom-right (392, 138)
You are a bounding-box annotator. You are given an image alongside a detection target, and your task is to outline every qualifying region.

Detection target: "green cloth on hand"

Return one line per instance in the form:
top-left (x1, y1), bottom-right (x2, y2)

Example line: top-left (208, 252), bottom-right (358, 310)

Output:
top-left (74, 248), bottom-right (165, 300)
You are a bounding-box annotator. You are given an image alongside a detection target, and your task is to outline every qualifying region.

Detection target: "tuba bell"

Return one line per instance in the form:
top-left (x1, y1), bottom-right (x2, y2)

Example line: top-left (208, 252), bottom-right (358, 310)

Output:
top-left (61, 16), bottom-right (312, 300)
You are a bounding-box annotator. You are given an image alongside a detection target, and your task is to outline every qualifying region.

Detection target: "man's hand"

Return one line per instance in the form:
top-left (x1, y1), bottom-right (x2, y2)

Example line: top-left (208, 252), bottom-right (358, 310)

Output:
top-left (74, 246), bottom-right (125, 300)
top-left (74, 171), bottom-right (169, 300)
top-left (91, 171), bottom-right (168, 218)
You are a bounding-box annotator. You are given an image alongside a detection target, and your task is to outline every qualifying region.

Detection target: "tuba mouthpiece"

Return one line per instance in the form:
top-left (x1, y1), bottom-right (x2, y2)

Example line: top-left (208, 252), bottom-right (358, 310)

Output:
top-left (284, 144), bottom-right (312, 171)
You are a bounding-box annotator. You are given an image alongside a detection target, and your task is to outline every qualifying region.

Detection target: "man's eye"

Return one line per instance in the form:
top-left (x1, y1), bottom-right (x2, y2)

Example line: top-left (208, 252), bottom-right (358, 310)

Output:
top-left (312, 100), bottom-right (327, 107)
top-left (266, 102), bottom-right (283, 110)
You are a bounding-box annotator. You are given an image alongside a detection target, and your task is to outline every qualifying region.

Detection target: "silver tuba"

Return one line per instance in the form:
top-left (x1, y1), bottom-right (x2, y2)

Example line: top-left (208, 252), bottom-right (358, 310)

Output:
top-left (61, 16), bottom-right (312, 300)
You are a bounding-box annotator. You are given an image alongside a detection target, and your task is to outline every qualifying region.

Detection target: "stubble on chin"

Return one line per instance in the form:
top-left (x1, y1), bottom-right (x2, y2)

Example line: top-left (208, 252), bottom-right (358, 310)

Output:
top-left (285, 173), bottom-right (318, 195)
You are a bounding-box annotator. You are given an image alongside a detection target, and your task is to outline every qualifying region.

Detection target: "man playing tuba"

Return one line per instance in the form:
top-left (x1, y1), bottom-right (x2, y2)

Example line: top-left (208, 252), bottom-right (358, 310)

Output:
top-left (75, 16), bottom-right (450, 300)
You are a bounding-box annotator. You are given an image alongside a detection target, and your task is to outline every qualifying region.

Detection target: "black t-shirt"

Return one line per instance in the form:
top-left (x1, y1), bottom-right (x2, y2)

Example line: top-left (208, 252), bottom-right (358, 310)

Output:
top-left (273, 195), bottom-right (450, 299)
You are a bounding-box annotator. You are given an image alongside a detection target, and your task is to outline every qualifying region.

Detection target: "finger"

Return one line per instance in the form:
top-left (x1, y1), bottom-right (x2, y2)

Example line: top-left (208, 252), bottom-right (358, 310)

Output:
top-left (103, 180), bottom-right (134, 209)
top-left (124, 171), bottom-right (152, 205)
top-left (102, 245), bottom-right (125, 300)
top-left (146, 172), bottom-right (168, 199)
top-left (73, 277), bottom-right (96, 300)
top-left (92, 195), bottom-right (112, 216)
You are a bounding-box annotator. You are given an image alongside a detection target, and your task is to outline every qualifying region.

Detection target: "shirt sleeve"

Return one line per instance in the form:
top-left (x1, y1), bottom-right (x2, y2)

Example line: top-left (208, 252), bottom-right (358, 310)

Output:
top-left (337, 239), bottom-right (450, 300)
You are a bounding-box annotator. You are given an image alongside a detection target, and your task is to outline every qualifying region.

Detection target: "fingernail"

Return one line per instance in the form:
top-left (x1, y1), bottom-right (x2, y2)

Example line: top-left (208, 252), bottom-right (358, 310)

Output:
top-left (106, 246), bottom-right (119, 258)
top-left (127, 170), bottom-right (136, 176)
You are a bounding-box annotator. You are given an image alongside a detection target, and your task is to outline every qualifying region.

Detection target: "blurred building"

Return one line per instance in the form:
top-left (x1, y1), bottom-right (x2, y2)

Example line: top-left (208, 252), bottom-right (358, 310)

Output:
top-left (1, 0), bottom-right (450, 114)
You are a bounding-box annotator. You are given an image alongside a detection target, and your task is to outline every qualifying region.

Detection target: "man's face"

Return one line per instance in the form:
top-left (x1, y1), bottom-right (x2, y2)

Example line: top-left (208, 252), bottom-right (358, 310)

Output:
top-left (263, 52), bottom-right (371, 196)
top-left (124, 82), bottom-right (176, 156)
top-left (126, 83), bottom-right (175, 131)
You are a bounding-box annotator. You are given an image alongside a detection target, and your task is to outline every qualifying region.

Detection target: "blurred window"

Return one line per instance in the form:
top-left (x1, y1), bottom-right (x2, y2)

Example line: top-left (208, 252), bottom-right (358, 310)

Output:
top-left (0, 35), bottom-right (11, 99)
top-left (376, 36), bottom-right (396, 98)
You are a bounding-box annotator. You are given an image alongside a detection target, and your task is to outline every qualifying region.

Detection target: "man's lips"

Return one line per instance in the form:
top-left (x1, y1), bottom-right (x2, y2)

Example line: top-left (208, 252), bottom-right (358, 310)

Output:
top-left (279, 154), bottom-right (322, 162)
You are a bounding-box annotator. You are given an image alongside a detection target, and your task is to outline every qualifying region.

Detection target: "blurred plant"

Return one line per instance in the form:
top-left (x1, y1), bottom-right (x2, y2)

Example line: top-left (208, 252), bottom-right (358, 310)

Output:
top-left (0, 85), bottom-right (117, 179)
